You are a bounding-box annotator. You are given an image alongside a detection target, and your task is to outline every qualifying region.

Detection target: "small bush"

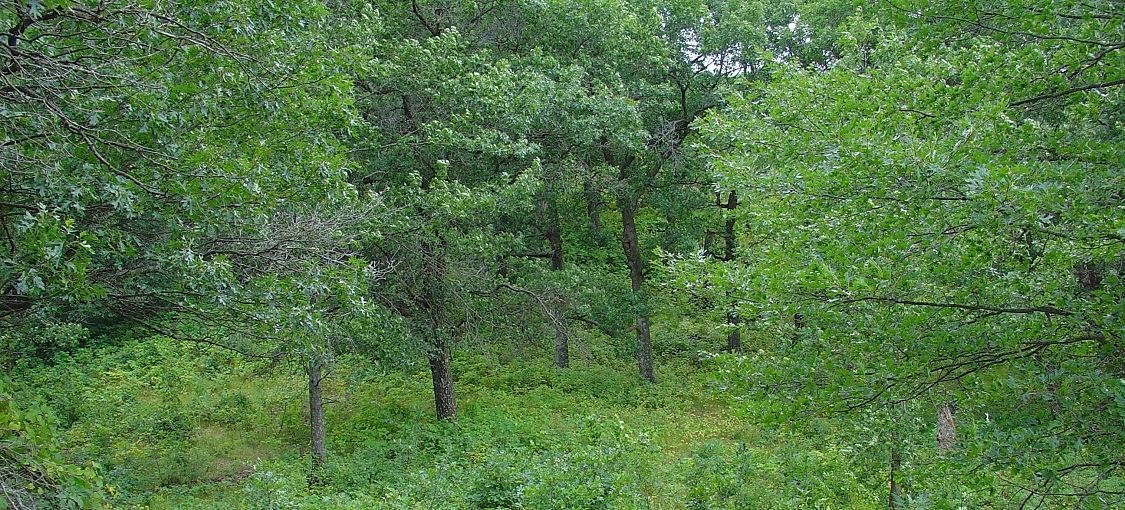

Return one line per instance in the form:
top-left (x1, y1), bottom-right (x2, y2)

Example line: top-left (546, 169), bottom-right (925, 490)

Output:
top-left (684, 442), bottom-right (776, 510)
top-left (465, 451), bottom-right (529, 509)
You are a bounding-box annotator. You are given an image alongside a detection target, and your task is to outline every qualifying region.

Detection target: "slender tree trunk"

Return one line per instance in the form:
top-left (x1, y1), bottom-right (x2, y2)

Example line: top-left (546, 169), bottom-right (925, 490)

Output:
top-left (540, 192), bottom-right (571, 368)
top-left (546, 207), bottom-right (564, 273)
top-left (307, 359), bottom-right (327, 483)
top-left (421, 239), bottom-right (458, 421)
top-left (721, 191), bottom-right (741, 352)
top-left (889, 445), bottom-right (902, 509)
top-left (889, 401), bottom-right (906, 509)
top-left (430, 342), bottom-right (458, 420)
top-left (1043, 358), bottom-right (1062, 415)
top-left (584, 177), bottom-right (603, 236)
top-left (621, 196), bottom-right (655, 383)
top-left (554, 322), bottom-right (570, 369)
top-left (635, 313), bottom-right (654, 382)
top-left (937, 402), bottom-right (957, 455)
top-left (722, 190), bottom-right (737, 260)
top-left (725, 310), bottom-right (741, 352)
top-left (603, 146), bottom-right (652, 382)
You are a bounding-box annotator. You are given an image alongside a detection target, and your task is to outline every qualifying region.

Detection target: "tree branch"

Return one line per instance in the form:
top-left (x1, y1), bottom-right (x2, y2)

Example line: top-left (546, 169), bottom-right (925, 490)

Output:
top-left (1010, 77), bottom-right (1125, 107)
top-left (836, 295), bottom-right (1075, 316)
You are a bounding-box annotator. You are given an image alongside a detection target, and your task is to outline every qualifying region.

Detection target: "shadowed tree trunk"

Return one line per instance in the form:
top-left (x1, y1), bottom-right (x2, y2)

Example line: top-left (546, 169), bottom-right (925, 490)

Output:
top-left (603, 143), bottom-right (655, 383)
top-left (422, 239), bottom-right (459, 421)
top-left (307, 359), bottom-right (327, 484)
top-left (889, 401), bottom-right (906, 509)
top-left (584, 177), bottom-right (604, 236)
top-left (539, 190), bottom-right (571, 369)
top-left (720, 190), bottom-right (740, 352)
top-left (554, 322), bottom-right (570, 368)
top-left (621, 192), bottom-right (655, 383)
top-left (889, 445), bottom-right (902, 509)
top-left (725, 312), bottom-right (741, 352)
top-left (545, 203), bottom-right (564, 273)
top-left (429, 341), bottom-right (457, 420)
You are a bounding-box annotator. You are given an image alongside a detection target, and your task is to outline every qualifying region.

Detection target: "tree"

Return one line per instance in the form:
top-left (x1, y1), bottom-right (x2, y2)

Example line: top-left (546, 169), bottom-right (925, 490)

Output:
top-left (351, 15), bottom-right (570, 418)
top-left (214, 205), bottom-right (391, 477)
top-left (2, 0), bottom-right (371, 498)
top-left (696, 0), bottom-right (1125, 505)
top-left (0, 0), bottom-right (361, 342)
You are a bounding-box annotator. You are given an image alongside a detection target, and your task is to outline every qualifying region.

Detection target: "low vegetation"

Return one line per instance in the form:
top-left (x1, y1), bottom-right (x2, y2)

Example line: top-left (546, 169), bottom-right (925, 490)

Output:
top-left (12, 331), bottom-right (882, 509)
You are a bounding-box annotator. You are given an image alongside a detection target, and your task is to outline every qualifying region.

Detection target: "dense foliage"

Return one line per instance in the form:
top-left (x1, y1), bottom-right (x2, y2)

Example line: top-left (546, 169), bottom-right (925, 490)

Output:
top-left (691, 0), bottom-right (1125, 507)
top-left (2, 0), bottom-right (1122, 508)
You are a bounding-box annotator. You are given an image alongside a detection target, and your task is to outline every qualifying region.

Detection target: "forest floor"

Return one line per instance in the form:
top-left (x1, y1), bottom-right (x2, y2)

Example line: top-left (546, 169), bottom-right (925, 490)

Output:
top-left (24, 335), bottom-right (881, 509)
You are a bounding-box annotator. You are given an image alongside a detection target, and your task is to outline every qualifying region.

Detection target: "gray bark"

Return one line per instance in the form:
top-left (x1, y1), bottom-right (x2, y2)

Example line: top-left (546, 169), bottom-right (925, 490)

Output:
top-left (621, 197), bottom-right (655, 383)
top-left (308, 359), bottom-right (327, 483)
top-left (430, 343), bottom-right (457, 420)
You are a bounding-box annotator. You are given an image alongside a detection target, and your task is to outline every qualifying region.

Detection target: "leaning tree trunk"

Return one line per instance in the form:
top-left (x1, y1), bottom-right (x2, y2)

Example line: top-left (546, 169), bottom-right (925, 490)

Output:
top-left (621, 195), bottom-right (655, 383)
top-left (429, 341), bottom-right (458, 421)
top-left (307, 359), bottom-right (327, 484)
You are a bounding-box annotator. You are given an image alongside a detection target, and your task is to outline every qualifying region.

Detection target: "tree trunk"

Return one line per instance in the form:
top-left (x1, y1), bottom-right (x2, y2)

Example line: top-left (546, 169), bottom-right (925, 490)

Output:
top-left (554, 322), bottom-right (570, 369)
top-left (430, 342), bottom-right (458, 421)
top-left (540, 192), bottom-right (570, 368)
top-left (421, 239), bottom-right (458, 421)
top-left (721, 191), bottom-right (741, 353)
top-left (545, 206), bottom-right (564, 272)
top-left (937, 402), bottom-right (957, 455)
top-left (584, 177), bottom-right (603, 235)
top-left (725, 310), bottom-right (741, 352)
top-left (635, 313), bottom-right (655, 382)
top-left (307, 359), bottom-right (327, 484)
top-left (889, 445), bottom-right (902, 509)
top-left (889, 401), bottom-right (906, 509)
top-left (722, 190), bottom-right (737, 260)
top-left (621, 197), bottom-right (656, 383)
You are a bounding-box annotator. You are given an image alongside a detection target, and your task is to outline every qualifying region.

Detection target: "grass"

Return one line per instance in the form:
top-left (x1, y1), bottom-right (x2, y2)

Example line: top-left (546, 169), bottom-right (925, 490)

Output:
top-left (20, 335), bottom-right (886, 509)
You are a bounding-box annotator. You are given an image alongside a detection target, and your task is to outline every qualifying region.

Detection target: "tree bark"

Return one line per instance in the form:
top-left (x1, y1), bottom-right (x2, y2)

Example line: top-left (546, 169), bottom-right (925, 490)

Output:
top-left (889, 401), bottom-right (906, 509)
top-left (937, 402), bottom-right (957, 455)
top-left (725, 311), bottom-right (741, 352)
top-left (889, 445), bottom-right (902, 509)
top-left (544, 201), bottom-right (564, 272)
top-left (721, 190), bottom-right (740, 352)
top-left (554, 321), bottom-right (570, 369)
top-left (621, 196), bottom-right (656, 383)
top-left (635, 313), bottom-right (655, 382)
top-left (307, 359), bottom-right (327, 482)
top-left (584, 177), bottom-right (603, 235)
top-left (429, 342), bottom-right (458, 420)
top-left (721, 190), bottom-right (737, 261)
top-left (419, 238), bottom-right (459, 421)
top-left (540, 191), bottom-right (570, 368)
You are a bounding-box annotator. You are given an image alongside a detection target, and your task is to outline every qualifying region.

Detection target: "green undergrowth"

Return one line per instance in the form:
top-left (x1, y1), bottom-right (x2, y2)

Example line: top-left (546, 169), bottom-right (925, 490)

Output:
top-left (16, 335), bottom-right (883, 509)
